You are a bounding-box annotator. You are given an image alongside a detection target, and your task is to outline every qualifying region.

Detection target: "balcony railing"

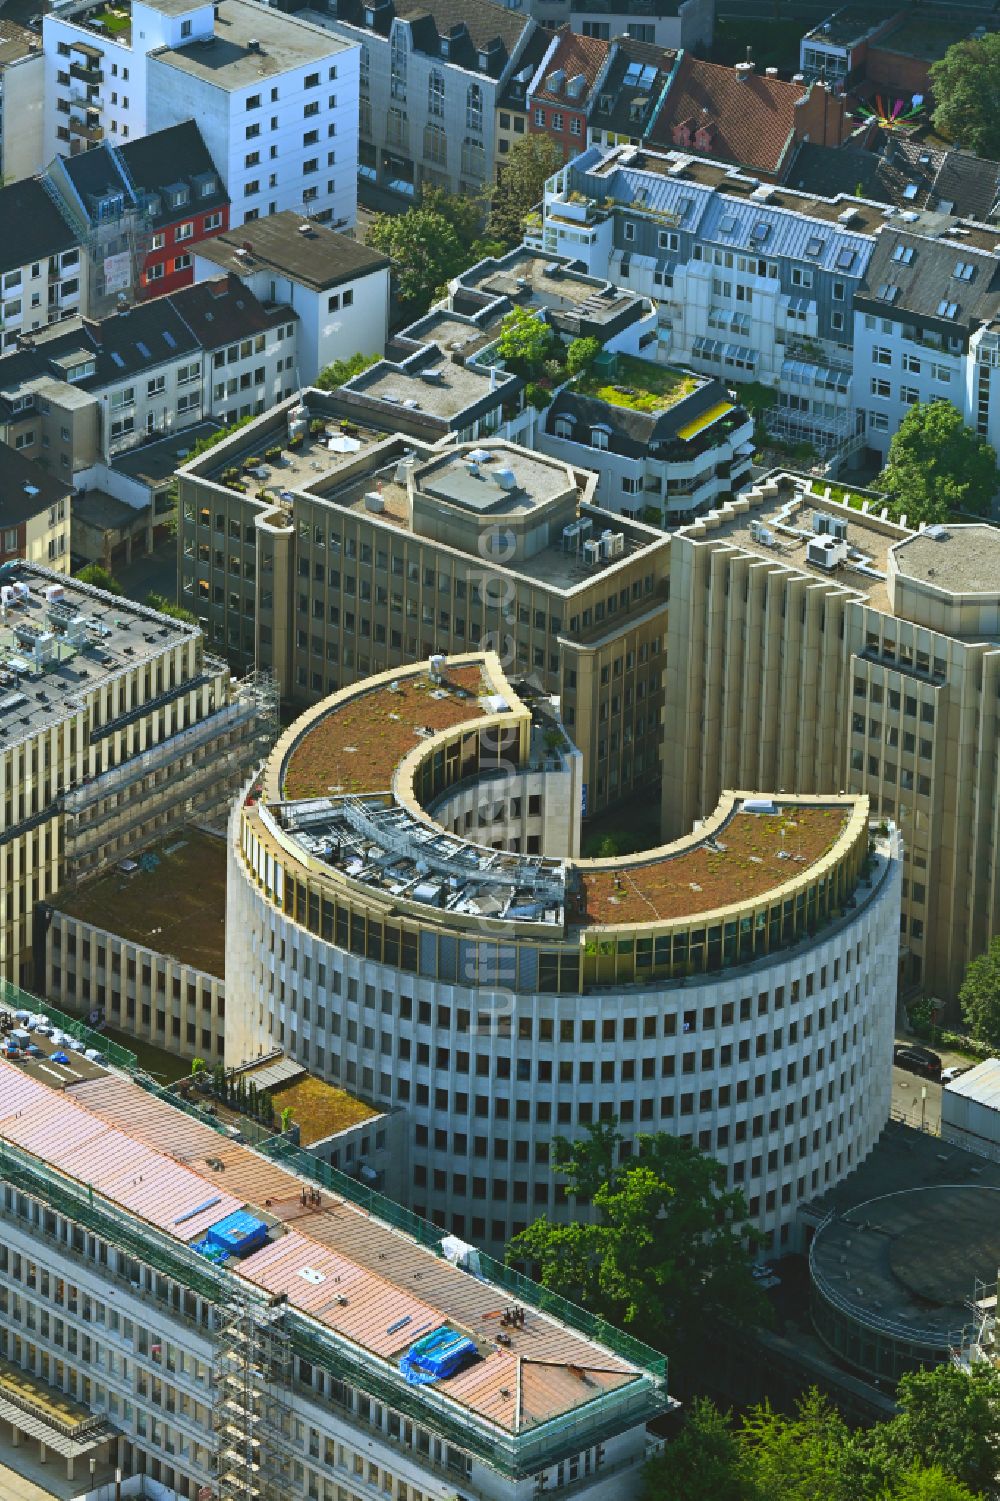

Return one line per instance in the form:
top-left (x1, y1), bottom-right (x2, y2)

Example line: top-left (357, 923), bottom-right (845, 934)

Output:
top-left (69, 60), bottom-right (103, 84)
top-left (69, 117), bottom-right (103, 144)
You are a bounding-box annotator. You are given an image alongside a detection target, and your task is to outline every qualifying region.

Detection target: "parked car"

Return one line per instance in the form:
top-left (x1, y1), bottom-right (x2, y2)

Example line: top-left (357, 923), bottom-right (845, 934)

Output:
top-left (894, 1043), bottom-right (942, 1081)
top-left (941, 1064), bottom-right (972, 1085)
top-left (117, 858), bottom-right (138, 875)
top-left (752, 1261), bottom-right (781, 1290)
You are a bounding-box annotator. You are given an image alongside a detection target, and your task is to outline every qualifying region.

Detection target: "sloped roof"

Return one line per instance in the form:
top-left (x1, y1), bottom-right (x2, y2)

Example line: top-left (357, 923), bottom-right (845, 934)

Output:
top-left (118, 120), bottom-right (229, 225)
top-left (330, 0), bottom-right (529, 72)
top-left (589, 35), bottom-right (677, 137)
top-left (0, 179), bottom-right (77, 278)
top-left (0, 441), bottom-right (70, 528)
top-left (858, 226), bottom-right (1000, 333)
top-left (531, 26), bottom-right (610, 108)
top-left (788, 138), bottom-right (1000, 222)
top-left (649, 53), bottom-right (806, 175)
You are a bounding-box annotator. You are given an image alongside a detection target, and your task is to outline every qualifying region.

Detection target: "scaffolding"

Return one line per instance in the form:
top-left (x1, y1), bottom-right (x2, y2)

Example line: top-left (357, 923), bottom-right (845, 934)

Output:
top-left (212, 1294), bottom-right (294, 1501)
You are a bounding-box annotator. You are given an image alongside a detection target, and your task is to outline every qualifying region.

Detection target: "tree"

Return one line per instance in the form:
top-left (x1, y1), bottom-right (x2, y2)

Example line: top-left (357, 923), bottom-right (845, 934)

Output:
top-left (487, 134), bottom-right (564, 249)
top-left (959, 936), bottom-right (1000, 1048)
top-left (315, 351), bottom-right (380, 391)
top-left (75, 564), bottom-right (122, 594)
top-left (879, 1362), bottom-right (1000, 1497)
top-left (495, 306), bottom-right (559, 378)
top-left (929, 35), bottom-right (1000, 161)
top-left (641, 1398), bottom-right (753, 1501)
top-left (740, 1391), bottom-right (855, 1501)
top-left (365, 207), bottom-right (466, 313)
top-left (566, 336), bottom-right (601, 378)
top-left (146, 591), bottom-right (197, 625)
top-left (507, 1122), bottom-right (766, 1361)
top-left (880, 400), bottom-right (996, 525)
top-left (889, 1466), bottom-right (983, 1501)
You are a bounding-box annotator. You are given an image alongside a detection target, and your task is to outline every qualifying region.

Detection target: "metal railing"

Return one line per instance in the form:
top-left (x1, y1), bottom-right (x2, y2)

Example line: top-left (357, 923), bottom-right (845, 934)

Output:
top-left (0, 980), bottom-right (137, 1071)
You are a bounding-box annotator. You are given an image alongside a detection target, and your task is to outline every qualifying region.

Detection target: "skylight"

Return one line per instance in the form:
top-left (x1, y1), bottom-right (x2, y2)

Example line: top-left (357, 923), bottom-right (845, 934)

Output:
top-left (936, 299), bottom-right (959, 319)
top-left (892, 244), bottom-right (914, 264)
top-left (719, 213), bottom-right (738, 235)
top-left (876, 283), bottom-right (900, 303)
top-left (953, 261), bottom-right (975, 281)
top-left (136, 340), bottom-right (151, 358)
top-left (163, 330), bottom-right (177, 349)
top-left (805, 236), bottom-right (824, 257)
top-left (836, 249), bottom-right (855, 271)
top-left (110, 351), bottom-right (125, 369)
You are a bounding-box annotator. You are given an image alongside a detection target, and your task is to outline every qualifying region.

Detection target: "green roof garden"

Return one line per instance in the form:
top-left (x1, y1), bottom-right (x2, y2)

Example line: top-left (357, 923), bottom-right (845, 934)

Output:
top-left (575, 354), bottom-right (701, 414)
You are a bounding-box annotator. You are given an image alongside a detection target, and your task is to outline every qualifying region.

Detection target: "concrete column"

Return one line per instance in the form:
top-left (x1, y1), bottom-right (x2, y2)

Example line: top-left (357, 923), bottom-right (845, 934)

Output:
top-left (39, 1442), bottom-right (46, 1463)
top-left (66, 1455), bottom-right (74, 1481)
top-left (10, 1424), bottom-right (18, 1447)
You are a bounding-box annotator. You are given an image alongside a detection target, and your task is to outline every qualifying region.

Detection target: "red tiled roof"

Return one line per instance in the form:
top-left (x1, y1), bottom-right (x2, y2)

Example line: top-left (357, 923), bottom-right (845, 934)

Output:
top-left (531, 26), bottom-right (610, 107)
top-left (650, 54), bottom-right (807, 175)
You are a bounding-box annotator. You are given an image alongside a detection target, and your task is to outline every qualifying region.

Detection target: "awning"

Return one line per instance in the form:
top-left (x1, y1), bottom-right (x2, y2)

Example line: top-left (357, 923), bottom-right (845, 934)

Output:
top-left (0, 1392), bottom-right (110, 1460)
top-left (677, 400), bottom-right (734, 442)
top-left (68, 39), bottom-right (103, 57)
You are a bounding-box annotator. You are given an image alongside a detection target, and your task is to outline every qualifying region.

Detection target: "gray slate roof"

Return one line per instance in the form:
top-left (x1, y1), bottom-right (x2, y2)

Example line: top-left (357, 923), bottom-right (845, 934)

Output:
top-left (0, 179), bottom-right (77, 278)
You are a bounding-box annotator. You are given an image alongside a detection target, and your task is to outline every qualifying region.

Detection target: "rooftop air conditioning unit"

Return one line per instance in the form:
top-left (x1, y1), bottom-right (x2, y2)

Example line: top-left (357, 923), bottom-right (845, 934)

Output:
top-left (364, 492), bottom-right (384, 511)
top-left (611, 532), bottom-right (625, 556)
top-left (583, 539), bottom-right (601, 565)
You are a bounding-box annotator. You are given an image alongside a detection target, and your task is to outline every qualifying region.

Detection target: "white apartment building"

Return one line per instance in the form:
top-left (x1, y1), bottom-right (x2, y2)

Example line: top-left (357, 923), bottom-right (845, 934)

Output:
top-left (43, 0), bottom-right (359, 231)
top-left (0, 1008), bottom-right (669, 1501)
top-left (193, 210), bottom-right (391, 386)
top-left (227, 651), bottom-right (902, 1257)
top-left (0, 179), bottom-right (86, 352)
top-left (852, 224), bottom-right (1000, 461)
top-left (534, 142), bottom-right (1000, 464)
top-left (0, 20), bottom-right (45, 181)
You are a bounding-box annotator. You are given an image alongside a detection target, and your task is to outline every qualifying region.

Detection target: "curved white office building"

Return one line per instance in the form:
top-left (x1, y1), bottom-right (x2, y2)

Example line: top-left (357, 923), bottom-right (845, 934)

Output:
top-left (227, 652), bottom-right (902, 1255)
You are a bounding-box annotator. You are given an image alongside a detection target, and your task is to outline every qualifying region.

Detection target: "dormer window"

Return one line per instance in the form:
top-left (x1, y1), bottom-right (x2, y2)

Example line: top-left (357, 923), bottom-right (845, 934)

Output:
top-left (554, 416), bottom-right (574, 440)
top-left (590, 426), bottom-right (609, 451)
top-left (440, 36), bottom-right (449, 56)
top-left (599, 93), bottom-right (612, 112)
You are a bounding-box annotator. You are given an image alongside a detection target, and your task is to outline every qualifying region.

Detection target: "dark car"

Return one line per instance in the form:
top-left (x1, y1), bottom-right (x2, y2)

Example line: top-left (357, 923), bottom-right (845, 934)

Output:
top-left (893, 1043), bottom-right (942, 1081)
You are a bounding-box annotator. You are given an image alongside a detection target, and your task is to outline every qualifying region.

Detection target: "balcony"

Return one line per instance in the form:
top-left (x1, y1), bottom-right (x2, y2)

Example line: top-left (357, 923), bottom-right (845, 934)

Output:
top-left (70, 89), bottom-right (103, 111)
top-left (69, 59), bottom-right (103, 84)
top-left (68, 116), bottom-right (103, 144)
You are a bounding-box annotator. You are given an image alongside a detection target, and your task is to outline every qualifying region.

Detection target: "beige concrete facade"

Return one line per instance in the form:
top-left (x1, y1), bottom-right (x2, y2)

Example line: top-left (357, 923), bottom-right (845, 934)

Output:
top-left (178, 417), bottom-right (670, 818)
top-left (0, 563), bottom-right (267, 987)
top-left (662, 473), bottom-right (1000, 1009)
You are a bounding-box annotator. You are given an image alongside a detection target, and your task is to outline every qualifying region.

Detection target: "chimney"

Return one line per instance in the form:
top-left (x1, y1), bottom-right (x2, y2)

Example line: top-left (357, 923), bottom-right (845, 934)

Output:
top-left (734, 61), bottom-right (755, 81)
top-left (766, 66), bottom-right (778, 77)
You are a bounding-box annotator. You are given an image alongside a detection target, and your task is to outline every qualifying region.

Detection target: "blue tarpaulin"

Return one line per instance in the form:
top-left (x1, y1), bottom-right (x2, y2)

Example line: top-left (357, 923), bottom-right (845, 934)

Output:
top-left (399, 1327), bottom-right (476, 1386)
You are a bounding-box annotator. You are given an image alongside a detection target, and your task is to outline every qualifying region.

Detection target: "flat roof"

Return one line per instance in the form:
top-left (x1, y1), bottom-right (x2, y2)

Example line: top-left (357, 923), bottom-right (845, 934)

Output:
top-left (877, 10), bottom-right (995, 61)
top-left (0, 562), bottom-right (197, 749)
top-left (51, 830), bottom-right (227, 976)
top-left (418, 446), bottom-right (573, 515)
top-left (803, 8), bottom-right (885, 47)
top-left (688, 476), bottom-right (910, 614)
top-left (577, 803), bottom-right (849, 924)
top-left (195, 213), bottom-right (390, 291)
top-left (811, 1185), bottom-right (1000, 1347)
top-left (891, 525), bottom-right (1000, 596)
top-left (267, 656), bottom-right (866, 935)
top-left (0, 1058), bottom-right (661, 1439)
top-left (462, 249), bottom-right (643, 324)
top-left (152, 0), bottom-right (349, 87)
top-left (283, 662), bottom-right (490, 799)
top-left (112, 420), bottom-right (221, 488)
top-left (349, 357), bottom-right (504, 423)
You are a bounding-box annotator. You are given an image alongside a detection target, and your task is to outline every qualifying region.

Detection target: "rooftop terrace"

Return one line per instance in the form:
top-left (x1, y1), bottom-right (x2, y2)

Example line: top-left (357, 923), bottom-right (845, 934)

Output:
top-left (577, 804), bottom-right (849, 925)
top-left (282, 662), bottom-right (490, 799)
top-left (686, 475), bottom-right (910, 614)
top-left (346, 354), bottom-right (513, 425)
top-left (574, 355), bottom-right (701, 414)
top-left (261, 656), bottom-right (870, 941)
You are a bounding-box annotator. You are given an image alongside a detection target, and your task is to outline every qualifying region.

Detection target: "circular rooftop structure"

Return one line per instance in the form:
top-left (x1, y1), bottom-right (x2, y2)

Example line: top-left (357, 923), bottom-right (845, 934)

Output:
top-left (810, 1186), bottom-right (1000, 1382)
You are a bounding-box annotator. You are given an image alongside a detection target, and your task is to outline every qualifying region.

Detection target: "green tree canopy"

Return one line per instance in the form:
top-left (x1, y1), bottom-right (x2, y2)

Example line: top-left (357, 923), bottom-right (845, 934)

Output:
top-left (486, 134), bottom-right (564, 248)
top-left (315, 351), bottom-right (380, 391)
top-left (640, 1388), bottom-right (986, 1501)
top-left (365, 207), bottom-right (466, 313)
top-left (880, 400), bottom-right (996, 525)
top-left (882, 1362), bottom-right (1000, 1497)
top-left (495, 306), bottom-right (560, 378)
top-left (75, 564), bottom-right (122, 594)
top-left (566, 336), bottom-right (601, 377)
top-left (507, 1121), bottom-right (766, 1361)
top-left (959, 935), bottom-right (1000, 1049)
top-left (145, 591), bottom-right (197, 625)
top-left (641, 1397), bottom-right (753, 1501)
top-left (929, 34), bottom-right (1000, 160)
